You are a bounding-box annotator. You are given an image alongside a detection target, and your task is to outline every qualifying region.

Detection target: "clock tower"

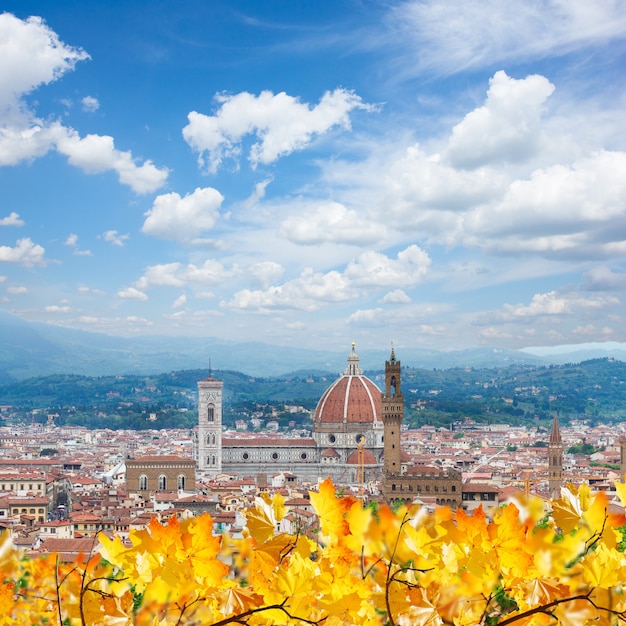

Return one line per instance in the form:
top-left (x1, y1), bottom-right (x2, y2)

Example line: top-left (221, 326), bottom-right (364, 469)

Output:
top-left (196, 375), bottom-right (223, 475)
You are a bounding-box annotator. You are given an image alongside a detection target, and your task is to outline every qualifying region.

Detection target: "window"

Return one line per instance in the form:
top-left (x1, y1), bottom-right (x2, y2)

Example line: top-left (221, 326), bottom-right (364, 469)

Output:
top-left (300, 453), bottom-right (307, 460)
top-left (177, 475), bottom-right (186, 490)
top-left (207, 406), bottom-right (214, 422)
top-left (329, 435), bottom-right (336, 443)
top-left (158, 475), bottom-right (167, 490)
top-left (271, 452), bottom-right (279, 460)
top-left (139, 475), bottom-right (148, 490)
top-left (392, 484), bottom-right (396, 491)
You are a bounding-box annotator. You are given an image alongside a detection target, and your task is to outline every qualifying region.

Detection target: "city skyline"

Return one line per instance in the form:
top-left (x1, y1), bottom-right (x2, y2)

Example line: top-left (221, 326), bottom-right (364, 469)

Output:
top-left (1, 1), bottom-right (625, 353)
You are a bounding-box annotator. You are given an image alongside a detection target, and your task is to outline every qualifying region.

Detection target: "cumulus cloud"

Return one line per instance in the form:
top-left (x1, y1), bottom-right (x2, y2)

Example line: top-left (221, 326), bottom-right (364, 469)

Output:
top-left (81, 95), bottom-right (99, 112)
top-left (581, 267), bottom-right (626, 291)
top-left (382, 289), bottom-right (411, 304)
top-left (345, 245), bottom-right (431, 287)
top-left (65, 233), bottom-right (92, 256)
top-left (446, 71), bottom-right (554, 169)
top-left (389, 0), bottom-right (626, 76)
top-left (0, 13), bottom-right (168, 194)
top-left (280, 202), bottom-right (383, 245)
top-left (0, 238), bottom-right (46, 267)
top-left (117, 287), bottom-right (148, 301)
top-left (45, 305), bottom-right (71, 313)
top-left (134, 260), bottom-right (233, 290)
top-left (0, 212), bottom-right (24, 227)
top-left (55, 131), bottom-right (168, 193)
top-left (0, 13), bottom-right (89, 111)
top-left (462, 150), bottom-right (626, 258)
top-left (183, 88), bottom-right (373, 172)
top-left (7, 285), bottom-right (28, 294)
top-left (498, 291), bottom-right (619, 320)
top-left (247, 261), bottom-right (284, 288)
top-left (102, 230), bottom-right (129, 247)
top-left (225, 268), bottom-right (357, 312)
top-left (141, 187), bottom-right (224, 243)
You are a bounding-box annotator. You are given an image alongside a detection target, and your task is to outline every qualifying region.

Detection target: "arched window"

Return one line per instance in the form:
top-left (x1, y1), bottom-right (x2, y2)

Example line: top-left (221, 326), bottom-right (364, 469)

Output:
top-left (139, 475), bottom-right (148, 490)
top-left (211, 455), bottom-right (216, 465)
top-left (177, 475), bottom-right (186, 490)
top-left (206, 434), bottom-right (211, 445)
top-left (207, 406), bottom-right (214, 422)
top-left (211, 433), bottom-right (216, 445)
top-left (158, 474), bottom-right (167, 490)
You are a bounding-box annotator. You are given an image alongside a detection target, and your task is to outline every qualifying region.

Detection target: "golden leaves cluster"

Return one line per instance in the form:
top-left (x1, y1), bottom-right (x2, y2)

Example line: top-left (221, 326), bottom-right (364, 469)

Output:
top-left (1, 477), bottom-right (626, 625)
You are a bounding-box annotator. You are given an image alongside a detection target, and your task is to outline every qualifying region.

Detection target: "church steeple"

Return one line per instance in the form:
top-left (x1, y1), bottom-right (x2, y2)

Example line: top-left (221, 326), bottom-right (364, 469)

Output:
top-left (548, 412), bottom-right (563, 499)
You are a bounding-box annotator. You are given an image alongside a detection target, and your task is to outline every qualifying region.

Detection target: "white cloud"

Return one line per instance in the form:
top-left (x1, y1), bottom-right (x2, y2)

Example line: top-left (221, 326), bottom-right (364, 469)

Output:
top-left (172, 294), bottom-right (187, 309)
top-left (65, 233), bottom-right (78, 246)
top-left (45, 305), bottom-right (70, 313)
top-left (382, 289), bottom-right (411, 304)
top-left (280, 201), bottom-right (384, 245)
top-left (134, 260), bottom-right (233, 290)
top-left (141, 187), bottom-right (224, 243)
top-left (56, 131), bottom-right (168, 194)
top-left (81, 95), bottom-right (99, 112)
top-left (446, 71), bottom-right (554, 169)
top-left (0, 13), bottom-right (89, 111)
top-left (135, 263), bottom-right (185, 289)
top-left (247, 261), bottom-right (284, 288)
top-left (7, 285), bottom-right (28, 294)
top-left (183, 88), bottom-right (373, 172)
top-left (581, 267), bottom-right (626, 291)
top-left (462, 150), bottom-right (626, 258)
top-left (102, 230), bottom-right (129, 247)
top-left (0, 238), bottom-right (46, 267)
top-left (499, 291), bottom-right (619, 320)
top-left (117, 287), bottom-right (148, 301)
top-left (0, 276), bottom-right (5, 283)
top-left (225, 268), bottom-right (357, 312)
top-left (0, 14), bottom-right (167, 194)
top-left (243, 177), bottom-right (273, 208)
top-left (389, 0), bottom-right (626, 76)
top-left (0, 212), bottom-right (24, 226)
top-left (345, 245), bottom-right (431, 287)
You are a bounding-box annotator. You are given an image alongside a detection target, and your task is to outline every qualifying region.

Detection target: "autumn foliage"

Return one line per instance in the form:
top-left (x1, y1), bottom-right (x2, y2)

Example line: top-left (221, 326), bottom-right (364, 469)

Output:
top-left (3, 478), bottom-right (626, 625)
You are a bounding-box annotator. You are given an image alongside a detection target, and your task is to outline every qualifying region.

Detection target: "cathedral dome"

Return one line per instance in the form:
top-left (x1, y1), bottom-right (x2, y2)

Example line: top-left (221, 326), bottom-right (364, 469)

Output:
top-left (314, 344), bottom-right (382, 426)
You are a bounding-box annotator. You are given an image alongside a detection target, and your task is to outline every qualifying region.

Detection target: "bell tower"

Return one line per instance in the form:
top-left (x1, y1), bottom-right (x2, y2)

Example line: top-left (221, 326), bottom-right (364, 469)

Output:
top-left (548, 412), bottom-right (563, 499)
top-left (196, 374), bottom-right (223, 476)
top-left (382, 343), bottom-right (403, 477)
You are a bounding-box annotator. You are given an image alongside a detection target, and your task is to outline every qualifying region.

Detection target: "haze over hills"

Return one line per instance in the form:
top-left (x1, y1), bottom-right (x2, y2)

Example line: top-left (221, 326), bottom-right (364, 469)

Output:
top-left (1, 310), bottom-right (626, 382)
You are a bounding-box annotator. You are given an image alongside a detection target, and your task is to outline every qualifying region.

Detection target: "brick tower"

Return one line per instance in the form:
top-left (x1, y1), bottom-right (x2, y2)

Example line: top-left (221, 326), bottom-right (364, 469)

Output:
top-left (382, 343), bottom-right (403, 497)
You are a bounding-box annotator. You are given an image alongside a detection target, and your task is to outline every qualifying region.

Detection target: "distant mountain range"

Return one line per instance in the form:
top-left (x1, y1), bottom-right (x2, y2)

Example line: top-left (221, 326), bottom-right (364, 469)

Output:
top-left (1, 309), bottom-right (626, 382)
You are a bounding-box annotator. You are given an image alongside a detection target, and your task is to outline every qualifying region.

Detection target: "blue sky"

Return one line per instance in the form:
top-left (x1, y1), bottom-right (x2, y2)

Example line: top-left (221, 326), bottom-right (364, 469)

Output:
top-left (1, 1), bottom-right (625, 353)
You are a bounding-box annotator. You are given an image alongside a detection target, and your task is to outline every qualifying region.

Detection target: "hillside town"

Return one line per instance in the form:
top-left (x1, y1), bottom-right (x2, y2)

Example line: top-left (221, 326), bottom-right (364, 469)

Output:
top-left (1, 346), bottom-right (625, 561)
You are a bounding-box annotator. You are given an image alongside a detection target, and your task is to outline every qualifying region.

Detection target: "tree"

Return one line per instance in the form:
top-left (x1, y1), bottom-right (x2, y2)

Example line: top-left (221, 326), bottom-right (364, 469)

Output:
top-left (3, 479), bottom-right (626, 624)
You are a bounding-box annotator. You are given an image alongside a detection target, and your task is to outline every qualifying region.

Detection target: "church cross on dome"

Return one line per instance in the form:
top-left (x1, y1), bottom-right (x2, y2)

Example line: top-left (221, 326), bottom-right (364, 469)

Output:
top-left (344, 342), bottom-right (363, 376)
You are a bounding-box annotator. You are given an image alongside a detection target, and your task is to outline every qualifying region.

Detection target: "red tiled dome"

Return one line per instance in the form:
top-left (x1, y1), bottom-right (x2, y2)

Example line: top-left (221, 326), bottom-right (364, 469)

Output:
top-left (314, 344), bottom-right (382, 425)
top-left (346, 448), bottom-right (378, 465)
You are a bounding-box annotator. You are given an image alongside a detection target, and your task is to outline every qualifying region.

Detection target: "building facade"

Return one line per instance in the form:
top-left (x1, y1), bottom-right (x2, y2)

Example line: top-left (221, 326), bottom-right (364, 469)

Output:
top-left (125, 456), bottom-right (195, 496)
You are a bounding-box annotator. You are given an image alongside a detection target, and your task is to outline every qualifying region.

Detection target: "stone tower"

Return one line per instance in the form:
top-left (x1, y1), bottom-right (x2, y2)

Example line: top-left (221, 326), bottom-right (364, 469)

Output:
top-left (548, 412), bottom-right (563, 499)
top-left (196, 375), bottom-right (223, 475)
top-left (382, 343), bottom-right (403, 493)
